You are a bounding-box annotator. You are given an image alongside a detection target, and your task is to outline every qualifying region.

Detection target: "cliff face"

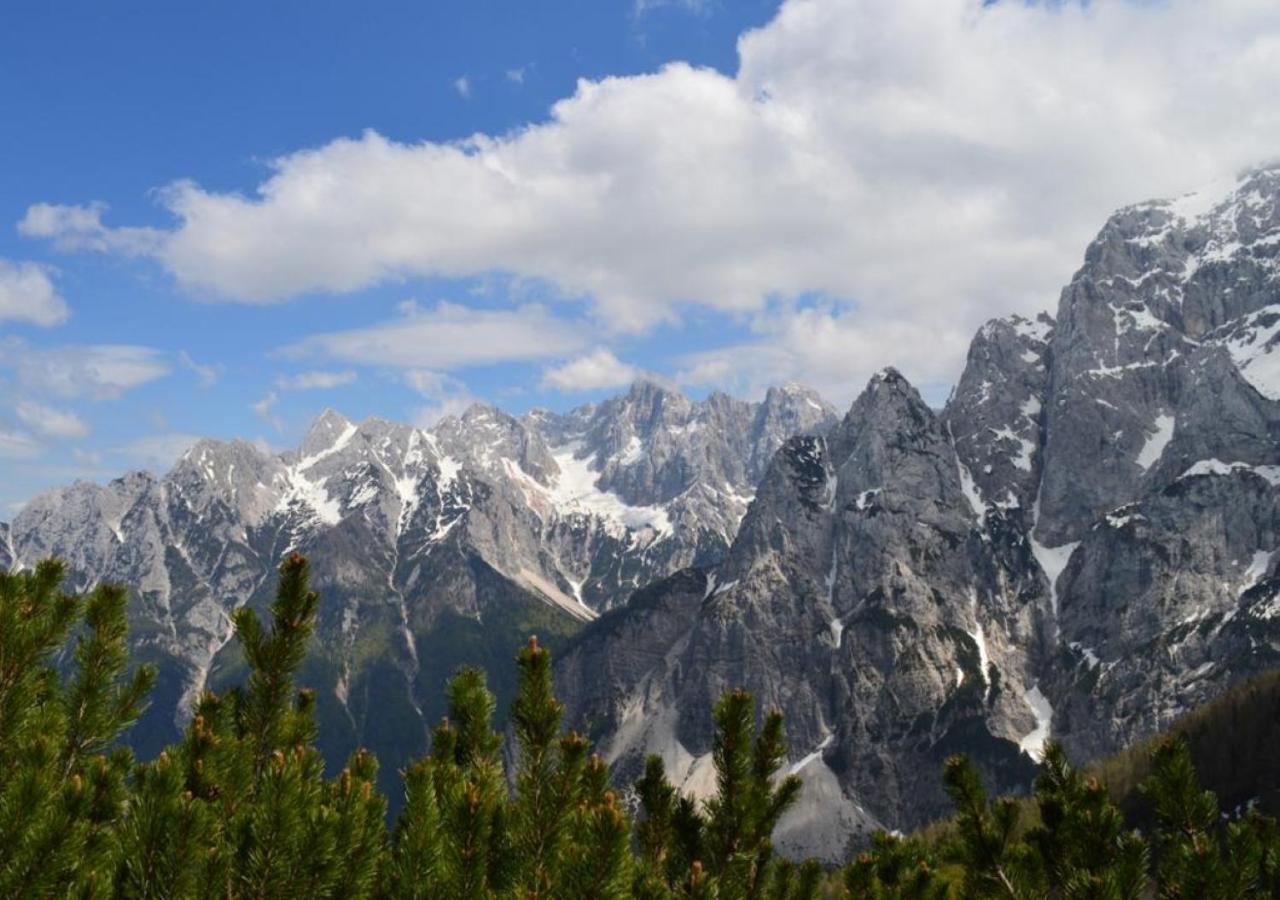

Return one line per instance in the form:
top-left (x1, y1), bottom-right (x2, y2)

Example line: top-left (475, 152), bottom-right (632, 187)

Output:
top-left (556, 165), bottom-right (1280, 858)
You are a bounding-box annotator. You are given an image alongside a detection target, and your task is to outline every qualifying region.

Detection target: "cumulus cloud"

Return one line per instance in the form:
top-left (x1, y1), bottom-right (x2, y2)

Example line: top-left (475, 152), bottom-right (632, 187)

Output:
top-left (14, 400), bottom-right (90, 438)
top-left (283, 301), bottom-right (588, 369)
top-left (0, 260), bottom-right (69, 327)
top-left (453, 76), bottom-right (472, 99)
top-left (675, 303), bottom-right (974, 406)
top-left (0, 339), bottom-right (171, 400)
top-left (23, 0), bottom-right (1280, 388)
top-left (18, 203), bottom-right (162, 255)
top-left (540, 348), bottom-right (640, 392)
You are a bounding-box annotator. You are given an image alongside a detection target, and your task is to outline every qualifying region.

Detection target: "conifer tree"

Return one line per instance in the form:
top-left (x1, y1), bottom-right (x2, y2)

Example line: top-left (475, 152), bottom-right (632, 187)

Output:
top-left (1024, 742), bottom-right (1146, 898)
top-left (703, 689), bottom-right (802, 897)
top-left (116, 553), bottom-right (386, 899)
top-left (941, 754), bottom-right (1035, 899)
top-left (1139, 737), bottom-right (1280, 899)
top-left (632, 688), bottom-right (803, 899)
top-left (843, 831), bottom-right (946, 899)
top-left (0, 561), bottom-right (155, 896)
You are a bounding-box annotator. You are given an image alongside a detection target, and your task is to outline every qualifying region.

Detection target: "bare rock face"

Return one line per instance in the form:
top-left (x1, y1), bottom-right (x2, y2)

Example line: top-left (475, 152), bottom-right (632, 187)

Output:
top-left (1037, 165), bottom-right (1280, 545)
top-left (559, 369), bottom-right (1044, 859)
top-left (556, 163), bottom-right (1280, 859)
top-left (0, 381), bottom-right (837, 778)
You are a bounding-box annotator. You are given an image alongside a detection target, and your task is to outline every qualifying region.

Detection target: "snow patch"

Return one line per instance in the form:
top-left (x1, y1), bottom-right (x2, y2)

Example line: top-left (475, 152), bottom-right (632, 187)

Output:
top-left (788, 733), bottom-right (835, 775)
top-left (517, 567), bottom-right (597, 622)
top-left (1179, 459), bottom-right (1280, 485)
top-left (967, 588), bottom-right (991, 699)
top-left (855, 488), bottom-right (880, 511)
top-left (1030, 537), bottom-right (1080, 620)
top-left (547, 442), bottom-right (673, 539)
top-left (989, 425), bottom-right (1035, 472)
top-left (1243, 550), bottom-right (1274, 589)
top-left (1219, 306), bottom-right (1280, 400)
top-left (1018, 684), bottom-right (1054, 760)
top-left (297, 422), bottom-right (357, 471)
top-left (1136, 413), bottom-right (1175, 471)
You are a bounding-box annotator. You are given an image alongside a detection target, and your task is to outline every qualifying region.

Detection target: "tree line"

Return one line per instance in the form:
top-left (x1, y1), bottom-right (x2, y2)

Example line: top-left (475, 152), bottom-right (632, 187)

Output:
top-left (2, 555), bottom-right (1278, 898)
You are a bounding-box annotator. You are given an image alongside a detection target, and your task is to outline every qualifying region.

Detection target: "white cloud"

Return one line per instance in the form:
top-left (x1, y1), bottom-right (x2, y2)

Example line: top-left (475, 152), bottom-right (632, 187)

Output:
top-left (404, 370), bottom-right (480, 426)
top-left (453, 76), bottom-right (472, 98)
top-left (252, 370), bottom-right (356, 430)
top-left (540, 348), bottom-right (640, 392)
top-left (113, 433), bottom-right (202, 471)
top-left (506, 67), bottom-right (526, 85)
top-left (18, 202), bottom-right (162, 255)
top-left (283, 301), bottom-right (588, 369)
top-left (250, 391), bottom-right (281, 430)
top-left (24, 0), bottom-right (1280, 388)
top-left (635, 0), bottom-right (713, 16)
top-left (674, 304), bottom-right (973, 405)
top-left (275, 369), bottom-right (357, 390)
top-left (0, 260), bottom-right (69, 327)
top-left (1, 339), bottom-right (171, 400)
top-left (178, 350), bottom-right (219, 387)
top-left (0, 429), bottom-right (40, 459)
top-left (14, 400), bottom-right (90, 438)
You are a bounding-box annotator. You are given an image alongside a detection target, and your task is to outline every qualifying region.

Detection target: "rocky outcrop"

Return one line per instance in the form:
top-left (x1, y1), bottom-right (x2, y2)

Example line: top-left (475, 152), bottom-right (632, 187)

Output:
top-left (559, 369), bottom-right (1046, 859)
top-left (556, 163), bottom-right (1280, 858)
top-left (0, 380), bottom-right (837, 775)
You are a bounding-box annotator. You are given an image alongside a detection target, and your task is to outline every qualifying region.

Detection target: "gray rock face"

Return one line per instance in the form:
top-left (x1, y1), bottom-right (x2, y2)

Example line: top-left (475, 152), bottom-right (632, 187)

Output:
top-left (556, 163), bottom-right (1280, 859)
top-left (1037, 164), bottom-right (1280, 545)
top-left (944, 313), bottom-right (1053, 517)
top-left (560, 369), bottom-right (1045, 859)
top-left (0, 381), bottom-right (837, 768)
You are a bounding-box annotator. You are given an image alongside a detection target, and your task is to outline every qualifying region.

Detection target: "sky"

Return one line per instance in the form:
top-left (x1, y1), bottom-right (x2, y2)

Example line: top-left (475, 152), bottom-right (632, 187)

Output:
top-left (3, 0), bottom-right (1280, 514)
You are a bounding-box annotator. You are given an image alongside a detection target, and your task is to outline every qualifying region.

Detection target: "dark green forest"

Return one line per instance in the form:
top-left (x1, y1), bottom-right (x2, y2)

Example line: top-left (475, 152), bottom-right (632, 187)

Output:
top-left (3, 555), bottom-right (1279, 898)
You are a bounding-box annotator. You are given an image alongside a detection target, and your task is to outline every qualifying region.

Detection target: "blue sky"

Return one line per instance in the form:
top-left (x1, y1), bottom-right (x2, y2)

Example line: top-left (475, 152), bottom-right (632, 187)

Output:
top-left (2, 0), bottom-right (1279, 513)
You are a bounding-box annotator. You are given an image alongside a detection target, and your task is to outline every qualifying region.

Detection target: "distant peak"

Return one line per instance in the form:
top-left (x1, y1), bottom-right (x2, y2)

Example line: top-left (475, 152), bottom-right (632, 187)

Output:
top-left (978, 311), bottom-right (1055, 344)
top-left (626, 377), bottom-right (679, 398)
top-left (311, 407), bottom-right (351, 427)
top-left (300, 408), bottom-right (356, 458)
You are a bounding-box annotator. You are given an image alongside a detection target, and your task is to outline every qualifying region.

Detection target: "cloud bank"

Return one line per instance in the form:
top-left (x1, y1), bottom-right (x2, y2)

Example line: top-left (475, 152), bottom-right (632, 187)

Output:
top-left (23, 0), bottom-right (1280, 393)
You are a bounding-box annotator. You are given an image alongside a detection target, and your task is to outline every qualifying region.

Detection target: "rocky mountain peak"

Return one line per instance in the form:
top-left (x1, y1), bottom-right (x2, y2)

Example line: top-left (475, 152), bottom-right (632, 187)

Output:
top-left (298, 408), bottom-right (355, 459)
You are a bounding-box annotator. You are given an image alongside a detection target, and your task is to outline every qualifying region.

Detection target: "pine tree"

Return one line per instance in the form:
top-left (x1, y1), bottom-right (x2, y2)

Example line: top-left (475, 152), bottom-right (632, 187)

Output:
top-left (1142, 738), bottom-right (1223, 898)
top-left (941, 754), bottom-right (1036, 899)
top-left (703, 689), bottom-right (802, 897)
top-left (0, 561), bottom-right (156, 896)
top-left (115, 553), bottom-right (387, 898)
top-left (1024, 742), bottom-right (1146, 898)
top-left (1138, 737), bottom-right (1280, 899)
top-left (843, 831), bottom-right (947, 899)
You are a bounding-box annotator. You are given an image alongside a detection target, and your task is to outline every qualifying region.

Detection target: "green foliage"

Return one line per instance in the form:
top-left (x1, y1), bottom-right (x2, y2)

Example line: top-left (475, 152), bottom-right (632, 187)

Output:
top-left (7, 554), bottom-right (1280, 899)
top-left (630, 689), bottom-right (805, 899)
top-left (1024, 743), bottom-right (1146, 898)
top-left (843, 832), bottom-right (947, 899)
top-left (0, 560), bottom-right (156, 896)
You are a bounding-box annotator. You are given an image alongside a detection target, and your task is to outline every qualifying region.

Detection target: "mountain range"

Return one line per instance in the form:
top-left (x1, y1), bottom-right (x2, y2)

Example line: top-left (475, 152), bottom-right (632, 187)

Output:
top-left (4, 163), bottom-right (1280, 860)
